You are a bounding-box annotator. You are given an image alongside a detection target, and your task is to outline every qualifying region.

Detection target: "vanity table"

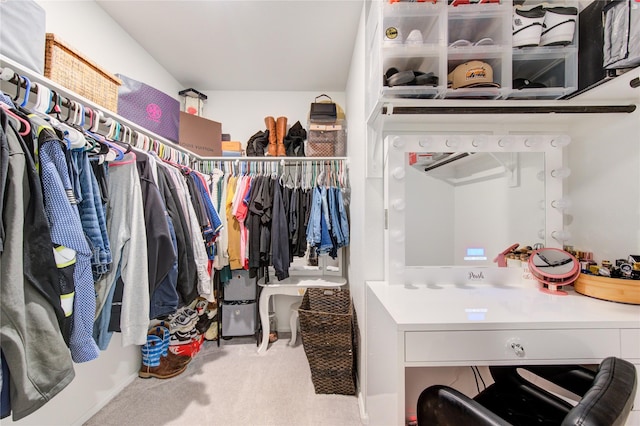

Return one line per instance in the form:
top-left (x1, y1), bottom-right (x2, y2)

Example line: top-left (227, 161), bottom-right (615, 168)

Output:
top-left (365, 280), bottom-right (640, 426)
top-left (257, 275), bottom-right (346, 354)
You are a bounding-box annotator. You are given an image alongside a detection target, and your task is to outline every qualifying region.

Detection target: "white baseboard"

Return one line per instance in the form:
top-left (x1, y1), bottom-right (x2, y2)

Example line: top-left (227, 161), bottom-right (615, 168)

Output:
top-left (71, 372), bottom-right (138, 426)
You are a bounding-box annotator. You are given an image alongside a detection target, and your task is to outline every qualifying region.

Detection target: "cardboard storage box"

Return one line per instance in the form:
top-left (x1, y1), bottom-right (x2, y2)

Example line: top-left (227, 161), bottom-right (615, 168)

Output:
top-left (178, 112), bottom-right (222, 156)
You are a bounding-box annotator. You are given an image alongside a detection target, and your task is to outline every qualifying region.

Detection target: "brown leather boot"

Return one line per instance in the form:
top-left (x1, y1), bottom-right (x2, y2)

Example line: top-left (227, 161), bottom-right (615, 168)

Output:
top-left (264, 116), bottom-right (277, 156)
top-left (148, 325), bottom-right (192, 367)
top-left (276, 116), bottom-right (287, 157)
top-left (139, 329), bottom-right (189, 379)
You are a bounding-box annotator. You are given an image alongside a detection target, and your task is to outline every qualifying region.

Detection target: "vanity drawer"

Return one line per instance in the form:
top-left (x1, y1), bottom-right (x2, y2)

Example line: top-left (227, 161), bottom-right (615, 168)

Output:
top-left (405, 329), bottom-right (620, 363)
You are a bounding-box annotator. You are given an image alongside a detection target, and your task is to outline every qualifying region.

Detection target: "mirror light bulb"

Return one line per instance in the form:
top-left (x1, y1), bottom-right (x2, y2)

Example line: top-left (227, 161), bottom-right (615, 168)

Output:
top-left (418, 137), bottom-right (432, 148)
top-left (392, 136), bottom-right (405, 149)
top-left (551, 167), bottom-right (571, 179)
top-left (392, 167), bottom-right (405, 180)
top-left (525, 135), bottom-right (543, 148)
top-left (551, 135), bottom-right (571, 148)
top-left (552, 230), bottom-right (572, 242)
top-left (472, 135), bottom-right (488, 148)
top-left (392, 199), bottom-right (405, 211)
top-left (498, 136), bottom-right (515, 148)
top-left (551, 198), bottom-right (572, 211)
top-left (391, 229), bottom-right (405, 242)
top-left (445, 136), bottom-right (460, 149)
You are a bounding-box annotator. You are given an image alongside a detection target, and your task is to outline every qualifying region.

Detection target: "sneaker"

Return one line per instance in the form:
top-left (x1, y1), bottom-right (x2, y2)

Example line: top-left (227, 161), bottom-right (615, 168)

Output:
top-left (167, 311), bottom-right (199, 332)
top-left (170, 328), bottom-right (198, 346)
top-left (195, 311), bottom-right (218, 335)
top-left (539, 6), bottom-right (577, 46)
top-left (384, 26), bottom-right (403, 45)
top-left (180, 307), bottom-right (198, 321)
top-left (513, 4), bottom-right (546, 48)
top-left (405, 29), bottom-right (423, 45)
top-left (194, 298), bottom-right (209, 316)
top-left (204, 322), bottom-right (218, 341)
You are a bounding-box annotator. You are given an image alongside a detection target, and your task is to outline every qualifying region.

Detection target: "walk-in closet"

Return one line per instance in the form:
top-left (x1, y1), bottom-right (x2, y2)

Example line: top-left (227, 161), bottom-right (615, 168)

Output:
top-left (1, 0), bottom-right (639, 425)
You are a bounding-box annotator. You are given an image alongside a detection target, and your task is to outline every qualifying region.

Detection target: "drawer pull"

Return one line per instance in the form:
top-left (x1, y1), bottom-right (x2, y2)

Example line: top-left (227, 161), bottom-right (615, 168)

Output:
top-left (511, 343), bottom-right (525, 357)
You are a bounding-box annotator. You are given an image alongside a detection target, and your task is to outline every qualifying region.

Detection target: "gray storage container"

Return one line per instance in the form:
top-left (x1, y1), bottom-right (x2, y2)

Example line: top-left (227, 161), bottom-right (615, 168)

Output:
top-left (221, 302), bottom-right (256, 337)
top-left (603, 0), bottom-right (640, 69)
top-left (223, 269), bottom-right (256, 301)
top-left (0, 0), bottom-right (46, 74)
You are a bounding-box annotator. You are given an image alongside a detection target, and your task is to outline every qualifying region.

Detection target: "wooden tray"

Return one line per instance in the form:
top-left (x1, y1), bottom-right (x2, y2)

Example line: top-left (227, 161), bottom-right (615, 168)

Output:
top-left (574, 273), bottom-right (640, 305)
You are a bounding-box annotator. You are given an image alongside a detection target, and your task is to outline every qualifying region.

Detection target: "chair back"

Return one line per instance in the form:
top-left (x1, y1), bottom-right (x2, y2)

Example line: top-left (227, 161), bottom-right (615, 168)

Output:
top-left (561, 357), bottom-right (637, 426)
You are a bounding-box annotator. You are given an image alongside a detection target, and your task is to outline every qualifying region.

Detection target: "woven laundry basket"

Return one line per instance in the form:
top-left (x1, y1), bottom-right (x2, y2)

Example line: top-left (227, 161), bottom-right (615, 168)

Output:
top-left (298, 288), bottom-right (358, 395)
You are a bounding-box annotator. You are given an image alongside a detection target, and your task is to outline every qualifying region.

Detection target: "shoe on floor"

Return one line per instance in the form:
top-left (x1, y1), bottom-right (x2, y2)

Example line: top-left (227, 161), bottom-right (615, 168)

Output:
top-left (139, 331), bottom-right (189, 379)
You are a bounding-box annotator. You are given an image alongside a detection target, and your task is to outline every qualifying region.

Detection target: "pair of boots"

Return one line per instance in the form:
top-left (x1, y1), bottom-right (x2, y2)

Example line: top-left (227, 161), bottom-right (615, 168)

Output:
top-left (139, 325), bottom-right (191, 379)
top-left (264, 116), bottom-right (287, 156)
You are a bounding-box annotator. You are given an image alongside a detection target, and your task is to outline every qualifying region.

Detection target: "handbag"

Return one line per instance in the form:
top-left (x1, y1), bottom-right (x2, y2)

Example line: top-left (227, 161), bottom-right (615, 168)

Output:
top-left (309, 94), bottom-right (337, 123)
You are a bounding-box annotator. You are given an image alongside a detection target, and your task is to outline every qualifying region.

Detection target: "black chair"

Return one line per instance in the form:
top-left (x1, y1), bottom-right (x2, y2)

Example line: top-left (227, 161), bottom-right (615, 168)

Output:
top-left (417, 357), bottom-right (637, 426)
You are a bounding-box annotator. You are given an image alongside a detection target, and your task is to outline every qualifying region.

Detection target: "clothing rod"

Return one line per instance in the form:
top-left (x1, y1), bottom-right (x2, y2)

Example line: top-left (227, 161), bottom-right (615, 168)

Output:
top-left (0, 55), bottom-right (202, 162)
top-left (381, 105), bottom-right (637, 115)
top-left (193, 157), bottom-right (348, 162)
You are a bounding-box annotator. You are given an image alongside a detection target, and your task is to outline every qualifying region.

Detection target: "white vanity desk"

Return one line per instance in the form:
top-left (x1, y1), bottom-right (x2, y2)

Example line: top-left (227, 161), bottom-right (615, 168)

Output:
top-left (365, 280), bottom-right (640, 426)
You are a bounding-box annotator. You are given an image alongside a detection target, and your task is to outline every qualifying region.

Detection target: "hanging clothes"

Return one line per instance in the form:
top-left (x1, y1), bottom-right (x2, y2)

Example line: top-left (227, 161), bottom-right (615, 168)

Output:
top-left (155, 163), bottom-right (199, 305)
top-left (271, 177), bottom-right (290, 280)
top-left (0, 111), bottom-right (75, 421)
top-left (34, 117), bottom-right (100, 363)
top-left (135, 151), bottom-right (178, 319)
top-left (94, 151), bottom-right (149, 347)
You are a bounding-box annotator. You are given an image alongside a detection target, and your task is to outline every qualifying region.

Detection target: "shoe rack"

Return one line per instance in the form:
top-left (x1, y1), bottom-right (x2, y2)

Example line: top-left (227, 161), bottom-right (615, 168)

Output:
top-left (366, 0), bottom-right (578, 111)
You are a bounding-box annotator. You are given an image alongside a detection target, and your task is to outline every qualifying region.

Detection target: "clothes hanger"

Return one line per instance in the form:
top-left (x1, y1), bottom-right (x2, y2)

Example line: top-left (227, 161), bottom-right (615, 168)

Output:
top-left (0, 103), bottom-right (31, 136)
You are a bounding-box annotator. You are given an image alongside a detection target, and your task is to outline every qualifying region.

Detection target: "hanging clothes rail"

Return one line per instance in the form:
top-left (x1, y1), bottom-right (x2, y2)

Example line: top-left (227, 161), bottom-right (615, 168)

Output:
top-left (0, 55), bottom-right (195, 166)
top-left (191, 157), bottom-right (349, 177)
top-left (0, 55), bottom-right (351, 173)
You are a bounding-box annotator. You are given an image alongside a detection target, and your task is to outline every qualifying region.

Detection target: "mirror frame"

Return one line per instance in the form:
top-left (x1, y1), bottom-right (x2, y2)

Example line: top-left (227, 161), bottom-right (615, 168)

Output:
top-left (384, 133), bottom-right (569, 286)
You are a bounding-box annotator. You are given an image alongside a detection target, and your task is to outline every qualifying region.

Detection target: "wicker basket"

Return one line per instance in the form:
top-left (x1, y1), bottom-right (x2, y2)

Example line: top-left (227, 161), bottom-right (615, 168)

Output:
top-left (299, 288), bottom-right (358, 395)
top-left (44, 33), bottom-right (121, 112)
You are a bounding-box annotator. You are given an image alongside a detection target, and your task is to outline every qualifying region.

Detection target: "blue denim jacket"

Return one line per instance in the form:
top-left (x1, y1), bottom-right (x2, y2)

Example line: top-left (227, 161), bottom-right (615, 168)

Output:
top-left (328, 187), bottom-right (344, 247)
top-left (70, 149), bottom-right (112, 280)
top-left (306, 186), bottom-right (322, 246)
top-left (37, 124), bottom-right (100, 363)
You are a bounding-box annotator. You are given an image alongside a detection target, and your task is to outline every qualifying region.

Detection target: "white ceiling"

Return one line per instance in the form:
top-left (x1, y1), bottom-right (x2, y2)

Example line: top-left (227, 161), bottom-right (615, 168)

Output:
top-left (96, 0), bottom-right (364, 92)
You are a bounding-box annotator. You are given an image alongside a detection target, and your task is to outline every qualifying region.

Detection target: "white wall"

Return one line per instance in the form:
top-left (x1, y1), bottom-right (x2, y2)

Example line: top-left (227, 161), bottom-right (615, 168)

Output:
top-left (344, 2), bottom-right (368, 420)
top-left (36, 0), bottom-right (183, 99)
top-left (200, 91), bottom-right (346, 148)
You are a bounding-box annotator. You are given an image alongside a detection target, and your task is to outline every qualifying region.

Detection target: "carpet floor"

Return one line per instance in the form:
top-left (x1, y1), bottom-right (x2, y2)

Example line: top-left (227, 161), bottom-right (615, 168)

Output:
top-left (84, 335), bottom-right (362, 426)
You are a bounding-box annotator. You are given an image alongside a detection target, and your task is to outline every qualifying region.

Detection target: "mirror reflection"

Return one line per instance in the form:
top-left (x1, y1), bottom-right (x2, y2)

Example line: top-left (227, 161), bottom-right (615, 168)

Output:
top-left (404, 151), bottom-right (545, 267)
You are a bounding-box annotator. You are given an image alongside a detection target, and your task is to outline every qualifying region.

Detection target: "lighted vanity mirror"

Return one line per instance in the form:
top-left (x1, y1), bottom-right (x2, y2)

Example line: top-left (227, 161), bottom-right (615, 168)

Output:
top-left (384, 134), bottom-right (568, 284)
top-left (404, 151), bottom-right (545, 266)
